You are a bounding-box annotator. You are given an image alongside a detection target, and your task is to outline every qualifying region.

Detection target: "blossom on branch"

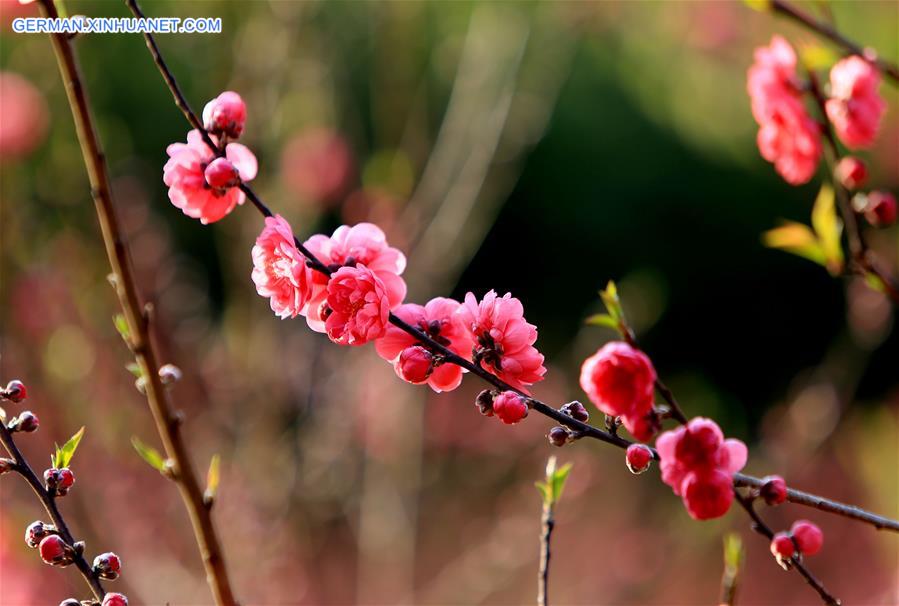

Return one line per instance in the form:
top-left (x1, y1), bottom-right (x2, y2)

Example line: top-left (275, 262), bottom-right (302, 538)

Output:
top-left (656, 417), bottom-right (747, 520)
top-left (579, 341), bottom-right (657, 441)
top-left (304, 223), bottom-right (407, 332)
top-left (202, 91), bottom-right (247, 140)
top-left (324, 264), bottom-right (391, 346)
top-left (251, 215), bottom-right (312, 319)
top-left (458, 290), bottom-right (546, 394)
top-left (163, 130), bottom-right (257, 224)
top-left (826, 56), bottom-right (886, 149)
top-left (375, 297), bottom-right (474, 392)
top-left (747, 36), bottom-right (822, 185)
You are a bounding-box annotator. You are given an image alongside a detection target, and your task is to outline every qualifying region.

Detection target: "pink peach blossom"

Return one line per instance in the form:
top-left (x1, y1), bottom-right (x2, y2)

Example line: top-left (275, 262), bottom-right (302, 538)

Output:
top-left (251, 215), bottom-right (311, 319)
top-left (747, 36), bottom-right (822, 185)
top-left (304, 223), bottom-right (406, 332)
top-left (375, 297), bottom-right (474, 392)
top-left (826, 56), bottom-right (886, 149)
top-left (579, 342), bottom-right (656, 428)
top-left (202, 91), bottom-right (247, 139)
top-left (325, 264), bottom-right (391, 346)
top-left (0, 72), bottom-right (48, 160)
top-left (163, 129), bottom-right (257, 224)
top-left (458, 290), bottom-right (546, 394)
top-left (280, 128), bottom-right (354, 206)
top-left (656, 417), bottom-right (747, 520)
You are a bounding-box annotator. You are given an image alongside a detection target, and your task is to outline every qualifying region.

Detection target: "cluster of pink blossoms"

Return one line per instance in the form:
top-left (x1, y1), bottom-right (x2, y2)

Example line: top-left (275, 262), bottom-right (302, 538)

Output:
top-left (162, 92), bottom-right (547, 397)
top-left (655, 418), bottom-right (747, 520)
top-left (747, 36), bottom-right (886, 185)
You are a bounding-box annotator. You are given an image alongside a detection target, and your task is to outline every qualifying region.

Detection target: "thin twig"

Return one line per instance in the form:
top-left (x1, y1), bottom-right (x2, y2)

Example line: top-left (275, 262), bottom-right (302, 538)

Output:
top-left (770, 0), bottom-right (899, 84)
top-left (124, 0), bottom-right (899, 537)
top-left (37, 1), bottom-right (238, 604)
top-left (733, 490), bottom-right (841, 606)
top-left (0, 412), bottom-right (106, 601)
top-left (538, 488), bottom-right (555, 606)
top-left (805, 70), bottom-right (899, 305)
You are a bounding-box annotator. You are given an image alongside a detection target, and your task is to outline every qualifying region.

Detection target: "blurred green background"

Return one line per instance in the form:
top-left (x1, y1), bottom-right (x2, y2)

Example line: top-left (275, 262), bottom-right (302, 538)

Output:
top-left (1, 1), bottom-right (897, 604)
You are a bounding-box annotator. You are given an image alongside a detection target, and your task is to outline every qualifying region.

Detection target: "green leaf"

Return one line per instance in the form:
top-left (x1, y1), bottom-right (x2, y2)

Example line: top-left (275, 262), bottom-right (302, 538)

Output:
top-left (799, 42), bottom-right (839, 71)
top-left (125, 362), bottom-right (143, 378)
top-left (810, 184), bottom-right (844, 275)
top-left (599, 281), bottom-right (621, 321)
top-left (113, 314), bottom-right (130, 343)
top-left (534, 481), bottom-right (549, 503)
top-left (762, 222), bottom-right (827, 266)
top-left (864, 272), bottom-right (887, 293)
top-left (585, 314), bottom-right (620, 330)
top-left (53, 427), bottom-right (84, 469)
top-left (131, 436), bottom-right (166, 473)
top-left (204, 454), bottom-right (221, 502)
top-left (550, 462), bottom-right (573, 504)
top-left (723, 533), bottom-right (744, 573)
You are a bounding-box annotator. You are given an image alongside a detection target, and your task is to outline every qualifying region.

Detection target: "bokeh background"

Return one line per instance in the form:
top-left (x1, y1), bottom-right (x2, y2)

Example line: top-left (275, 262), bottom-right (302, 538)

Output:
top-left (2, 1), bottom-right (898, 604)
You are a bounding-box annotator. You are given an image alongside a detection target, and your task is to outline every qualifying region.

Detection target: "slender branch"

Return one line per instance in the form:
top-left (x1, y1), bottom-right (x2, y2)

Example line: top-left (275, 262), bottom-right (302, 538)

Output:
top-left (805, 70), bottom-right (899, 305)
top-left (538, 493), bottom-right (555, 606)
top-left (0, 413), bottom-right (106, 601)
top-left (733, 490), bottom-right (841, 606)
top-left (770, 0), bottom-right (899, 84)
top-left (124, 0), bottom-right (899, 537)
top-left (36, 2), bottom-right (238, 604)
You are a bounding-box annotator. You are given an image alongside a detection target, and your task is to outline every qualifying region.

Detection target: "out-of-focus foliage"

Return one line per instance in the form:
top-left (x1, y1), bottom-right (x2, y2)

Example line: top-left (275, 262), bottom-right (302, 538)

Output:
top-left (1, 1), bottom-right (897, 604)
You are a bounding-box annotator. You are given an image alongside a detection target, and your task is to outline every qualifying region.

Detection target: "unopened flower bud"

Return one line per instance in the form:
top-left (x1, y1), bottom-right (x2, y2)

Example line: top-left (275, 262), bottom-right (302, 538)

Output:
top-left (864, 191), bottom-right (897, 227)
top-left (93, 551), bottom-right (122, 580)
top-left (790, 520), bottom-right (823, 556)
top-left (760, 475), bottom-right (787, 506)
top-left (204, 158), bottom-right (241, 191)
top-left (39, 534), bottom-right (74, 566)
top-left (625, 443), bottom-right (653, 474)
top-left (3, 379), bottom-right (27, 402)
top-left (475, 390), bottom-right (495, 417)
top-left (158, 364), bottom-right (183, 386)
top-left (395, 346), bottom-right (434, 384)
top-left (560, 401), bottom-right (589, 423)
top-left (547, 426), bottom-right (569, 447)
top-left (25, 521), bottom-right (56, 548)
top-left (9, 410), bottom-right (39, 433)
top-left (202, 91), bottom-right (246, 139)
top-left (834, 156), bottom-right (867, 190)
top-left (102, 593), bottom-right (129, 606)
top-left (491, 391), bottom-right (528, 425)
top-left (770, 531), bottom-right (794, 567)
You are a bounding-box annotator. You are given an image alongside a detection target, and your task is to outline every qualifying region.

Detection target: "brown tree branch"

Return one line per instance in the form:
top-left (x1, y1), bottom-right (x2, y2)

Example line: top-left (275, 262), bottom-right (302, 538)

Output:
top-left (770, 0), bottom-right (899, 84)
top-left (36, 1), bottom-right (238, 604)
top-left (123, 0), bottom-right (899, 539)
top-left (734, 490), bottom-right (841, 606)
top-left (0, 409), bottom-right (106, 601)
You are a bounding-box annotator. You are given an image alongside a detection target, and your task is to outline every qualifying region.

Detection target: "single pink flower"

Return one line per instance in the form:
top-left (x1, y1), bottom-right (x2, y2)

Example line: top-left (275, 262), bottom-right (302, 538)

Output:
top-left (458, 290), bottom-right (546, 394)
top-left (579, 341), bottom-right (656, 424)
top-left (826, 56), bottom-right (886, 149)
top-left (656, 417), bottom-right (747, 520)
top-left (747, 36), bottom-right (822, 185)
top-left (304, 223), bottom-right (406, 332)
top-left (163, 130), bottom-right (257, 224)
top-left (202, 91), bottom-right (247, 140)
top-left (375, 297), bottom-right (474, 392)
top-left (324, 264), bottom-right (390, 346)
top-left (251, 215), bottom-right (311, 319)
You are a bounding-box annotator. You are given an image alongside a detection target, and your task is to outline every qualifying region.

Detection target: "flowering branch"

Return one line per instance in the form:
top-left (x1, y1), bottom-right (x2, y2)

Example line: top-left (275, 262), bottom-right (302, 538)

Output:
top-left (734, 491), bottom-right (840, 606)
top-left (0, 417), bottom-right (106, 601)
top-left (769, 0), bottom-right (899, 84)
top-left (123, 0), bottom-right (899, 537)
top-left (35, 1), bottom-right (237, 604)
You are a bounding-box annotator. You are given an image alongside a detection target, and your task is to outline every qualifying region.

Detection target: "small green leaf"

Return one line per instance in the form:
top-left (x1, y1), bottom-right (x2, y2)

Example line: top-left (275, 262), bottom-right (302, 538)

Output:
top-left (125, 362), bottom-right (143, 378)
top-left (204, 454), bottom-right (221, 503)
top-left (799, 43), bottom-right (839, 71)
top-left (599, 281), bottom-right (622, 321)
top-left (723, 533), bottom-right (744, 573)
top-left (762, 222), bottom-right (827, 266)
top-left (864, 272), bottom-right (887, 293)
top-left (810, 184), bottom-right (844, 275)
top-left (54, 427), bottom-right (85, 469)
top-left (550, 462), bottom-right (573, 504)
top-left (534, 481), bottom-right (549, 503)
top-left (131, 436), bottom-right (166, 473)
top-left (585, 314), bottom-right (620, 330)
top-left (113, 314), bottom-right (130, 343)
